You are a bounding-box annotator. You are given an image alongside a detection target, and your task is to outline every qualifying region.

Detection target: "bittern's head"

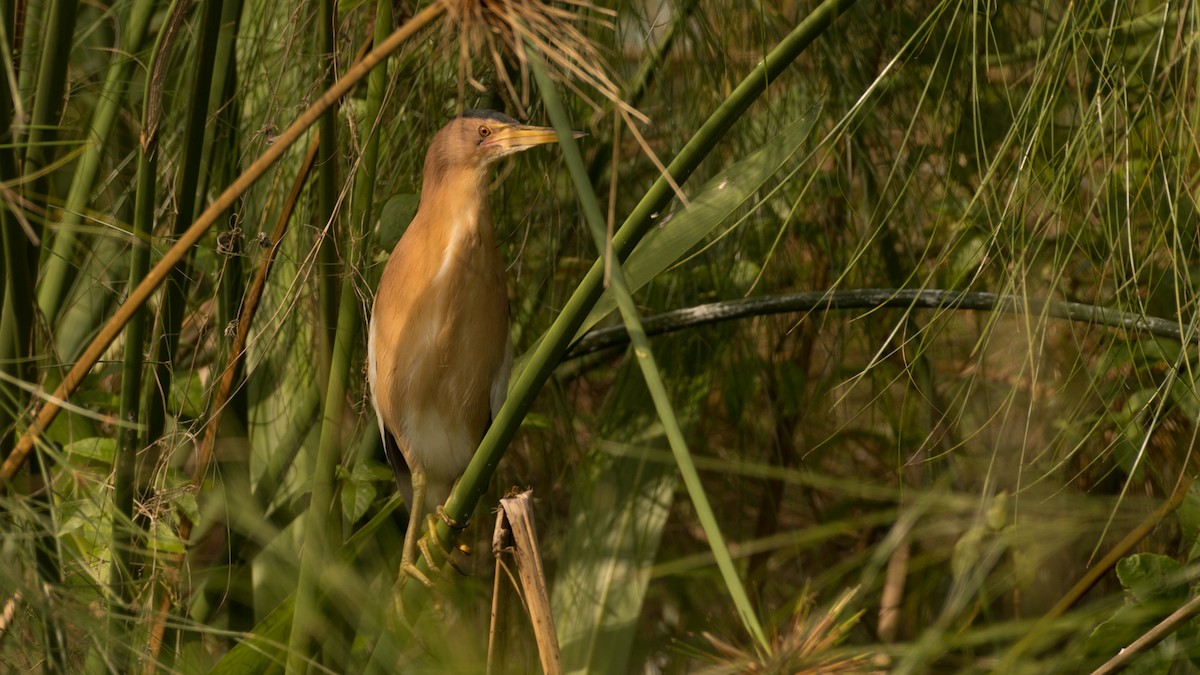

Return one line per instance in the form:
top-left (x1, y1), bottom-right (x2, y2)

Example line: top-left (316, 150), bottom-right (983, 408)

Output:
top-left (423, 110), bottom-right (583, 187)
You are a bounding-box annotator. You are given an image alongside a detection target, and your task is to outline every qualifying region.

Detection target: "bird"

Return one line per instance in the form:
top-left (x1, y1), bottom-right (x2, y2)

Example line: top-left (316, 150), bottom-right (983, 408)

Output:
top-left (368, 109), bottom-right (582, 580)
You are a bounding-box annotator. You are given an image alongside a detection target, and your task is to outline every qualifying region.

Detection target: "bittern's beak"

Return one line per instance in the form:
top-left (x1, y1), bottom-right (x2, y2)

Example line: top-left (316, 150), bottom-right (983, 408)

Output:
top-left (484, 124), bottom-right (587, 151)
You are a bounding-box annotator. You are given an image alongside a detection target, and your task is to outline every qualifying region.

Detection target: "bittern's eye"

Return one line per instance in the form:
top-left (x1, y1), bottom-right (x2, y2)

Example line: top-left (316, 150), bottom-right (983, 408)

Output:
top-left (478, 125), bottom-right (492, 138)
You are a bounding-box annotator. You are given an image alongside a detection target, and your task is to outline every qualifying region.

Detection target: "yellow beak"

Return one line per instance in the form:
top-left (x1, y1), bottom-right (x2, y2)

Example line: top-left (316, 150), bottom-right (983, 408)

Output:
top-left (484, 124), bottom-right (587, 150)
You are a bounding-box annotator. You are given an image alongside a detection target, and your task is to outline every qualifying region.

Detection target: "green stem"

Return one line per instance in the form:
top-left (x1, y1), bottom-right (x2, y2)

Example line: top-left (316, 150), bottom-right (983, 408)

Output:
top-left (0, 44), bottom-right (25, 455)
top-left (211, 0), bottom-right (248, 425)
top-left (315, 0), bottom-right (339, 389)
top-left (23, 0), bottom-right (76, 173)
top-left (205, 0), bottom-right (253, 634)
top-left (14, 0), bottom-right (41, 105)
top-left (350, 0), bottom-right (390, 241)
top-left (23, 0), bottom-right (77, 338)
top-left (256, 384), bottom-right (322, 506)
top-left (107, 0), bottom-right (182, 663)
top-left (286, 0), bottom-right (353, 668)
top-left (108, 128), bottom-right (155, 672)
top-left (35, 0), bottom-right (157, 325)
top-left (566, 289), bottom-right (1197, 357)
top-left (285, 230), bottom-right (360, 675)
top-left (344, 0), bottom-right (390, 461)
top-left (531, 53), bottom-right (769, 653)
top-left (144, 0), bottom-right (225, 446)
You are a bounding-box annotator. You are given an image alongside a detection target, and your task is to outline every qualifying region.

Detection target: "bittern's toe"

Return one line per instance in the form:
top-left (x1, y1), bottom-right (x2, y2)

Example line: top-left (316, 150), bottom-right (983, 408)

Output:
top-left (412, 521), bottom-right (472, 580)
top-left (399, 561), bottom-right (435, 589)
top-left (419, 528), bottom-right (439, 560)
top-left (436, 505), bottom-right (468, 530)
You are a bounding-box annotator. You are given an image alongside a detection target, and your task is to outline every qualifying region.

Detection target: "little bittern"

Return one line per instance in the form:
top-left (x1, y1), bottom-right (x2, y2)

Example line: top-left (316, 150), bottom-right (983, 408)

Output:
top-left (368, 110), bottom-right (581, 577)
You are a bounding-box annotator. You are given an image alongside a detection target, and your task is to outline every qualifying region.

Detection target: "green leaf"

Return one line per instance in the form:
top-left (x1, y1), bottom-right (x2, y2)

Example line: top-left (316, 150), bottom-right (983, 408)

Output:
top-left (951, 523), bottom-right (986, 582)
top-left (555, 443), bottom-right (675, 675)
top-left (375, 192), bottom-right (419, 252)
top-left (520, 411), bottom-right (555, 431)
top-left (173, 491), bottom-right (201, 526)
top-left (63, 436), bottom-right (116, 465)
top-left (170, 371), bottom-right (206, 419)
top-left (1116, 553), bottom-right (1186, 605)
top-left (150, 521), bottom-right (186, 554)
top-left (340, 461), bottom-right (380, 524)
top-left (1187, 613), bottom-right (1200, 667)
top-left (1087, 615), bottom-right (1174, 675)
top-left (1084, 553), bottom-right (1188, 675)
top-left (552, 358), bottom-right (685, 675)
top-left (210, 595), bottom-right (294, 675)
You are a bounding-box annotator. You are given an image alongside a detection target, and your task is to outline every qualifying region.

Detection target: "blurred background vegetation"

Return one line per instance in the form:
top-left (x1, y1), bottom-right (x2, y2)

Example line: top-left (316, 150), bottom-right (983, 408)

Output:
top-left (2, 0), bottom-right (1199, 672)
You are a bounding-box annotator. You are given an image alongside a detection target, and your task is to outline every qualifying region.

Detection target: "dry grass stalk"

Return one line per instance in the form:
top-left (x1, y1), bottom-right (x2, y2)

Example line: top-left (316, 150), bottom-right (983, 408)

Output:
top-left (698, 588), bottom-right (877, 674)
top-left (443, 0), bottom-right (647, 125)
top-left (492, 489), bottom-right (562, 675)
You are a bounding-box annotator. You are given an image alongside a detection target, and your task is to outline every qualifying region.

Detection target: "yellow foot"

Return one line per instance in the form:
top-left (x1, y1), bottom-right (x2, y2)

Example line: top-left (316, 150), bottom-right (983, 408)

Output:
top-left (400, 561), bottom-right (435, 589)
top-left (425, 515), bottom-right (477, 578)
top-left (437, 504), bottom-right (467, 529)
top-left (419, 519), bottom-right (456, 574)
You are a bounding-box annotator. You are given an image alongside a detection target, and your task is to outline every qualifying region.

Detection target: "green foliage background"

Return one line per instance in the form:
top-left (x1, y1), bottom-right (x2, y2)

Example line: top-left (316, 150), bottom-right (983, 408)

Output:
top-left (2, 0), bottom-right (1199, 672)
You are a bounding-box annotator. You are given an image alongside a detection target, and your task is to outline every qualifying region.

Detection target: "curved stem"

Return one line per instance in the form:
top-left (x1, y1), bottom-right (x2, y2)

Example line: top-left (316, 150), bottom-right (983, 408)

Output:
top-left (567, 288), bottom-right (1198, 358)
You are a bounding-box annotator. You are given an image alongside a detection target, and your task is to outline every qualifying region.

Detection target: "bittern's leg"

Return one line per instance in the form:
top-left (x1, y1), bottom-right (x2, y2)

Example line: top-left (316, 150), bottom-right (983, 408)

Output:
top-left (400, 470), bottom-right (434, 588)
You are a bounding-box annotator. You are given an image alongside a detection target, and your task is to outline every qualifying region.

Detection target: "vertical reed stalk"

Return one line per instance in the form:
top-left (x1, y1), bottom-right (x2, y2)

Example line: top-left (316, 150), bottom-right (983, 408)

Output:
top-left (0, 0), bottom-right (26, 453)
top-left (315, 0), bottom-right (340, 388)
top-left (108, 0), bottom-right (187, 666)
top-left (530, 54), bottom-right (768, 652)
top-left (21, 0), bottom-right (76, 332)
top-left (285, 0), bottom-right (347, 669)
top-left (143, 0), bottom-right (225, 446)
top-left (202, 0), bottom-right (255, 633)
top-left (34, 0), bottom-right (157, 325)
